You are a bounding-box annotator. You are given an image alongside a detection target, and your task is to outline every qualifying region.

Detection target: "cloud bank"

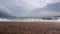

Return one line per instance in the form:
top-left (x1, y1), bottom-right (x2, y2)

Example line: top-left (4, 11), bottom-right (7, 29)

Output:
top-left (0, 0), bottom-right (60, 17)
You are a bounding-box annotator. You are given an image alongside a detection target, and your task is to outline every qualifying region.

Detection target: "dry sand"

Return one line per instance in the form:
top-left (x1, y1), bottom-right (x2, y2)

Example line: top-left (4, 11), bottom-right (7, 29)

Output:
top-left (0, 22), bottom-right (60, 34)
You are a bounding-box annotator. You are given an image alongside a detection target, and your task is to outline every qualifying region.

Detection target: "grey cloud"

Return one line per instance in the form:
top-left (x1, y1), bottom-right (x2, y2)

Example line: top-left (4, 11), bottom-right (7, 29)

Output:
top-left (0, 0), bottom-right (60, 17)
top-left (0, 0), bottom-right (30, 17)
top-left (45, 2), bottom-right (60, 11)
top-left (28, 1), bottom-right (60, 17)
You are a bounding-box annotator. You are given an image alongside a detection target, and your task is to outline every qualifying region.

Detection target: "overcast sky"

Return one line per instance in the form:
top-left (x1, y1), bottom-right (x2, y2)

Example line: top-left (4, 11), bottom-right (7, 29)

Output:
top-left (0, 0), bottom-right (60, 17)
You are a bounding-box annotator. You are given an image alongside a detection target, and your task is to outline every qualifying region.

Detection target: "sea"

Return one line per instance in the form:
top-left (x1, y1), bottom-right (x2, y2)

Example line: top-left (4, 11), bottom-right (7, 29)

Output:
top-left (0, 17), bottom-right (60, 22)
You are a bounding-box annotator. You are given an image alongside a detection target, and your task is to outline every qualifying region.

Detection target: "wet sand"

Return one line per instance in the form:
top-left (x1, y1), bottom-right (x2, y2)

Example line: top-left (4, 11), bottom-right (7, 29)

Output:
top-left (0, 22), bottom-right (60, 34)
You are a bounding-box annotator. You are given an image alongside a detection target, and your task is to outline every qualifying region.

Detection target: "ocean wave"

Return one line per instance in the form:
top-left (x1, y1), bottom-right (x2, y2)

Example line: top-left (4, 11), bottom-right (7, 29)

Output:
top-left (0, 18), bottom-right (11, 22)
top-left (0, 18), bottom-right (60, 22)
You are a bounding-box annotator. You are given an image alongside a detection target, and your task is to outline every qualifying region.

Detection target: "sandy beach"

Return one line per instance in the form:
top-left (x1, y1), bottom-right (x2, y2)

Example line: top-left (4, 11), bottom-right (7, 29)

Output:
top-left (0, 22), bottom-right (60, 34)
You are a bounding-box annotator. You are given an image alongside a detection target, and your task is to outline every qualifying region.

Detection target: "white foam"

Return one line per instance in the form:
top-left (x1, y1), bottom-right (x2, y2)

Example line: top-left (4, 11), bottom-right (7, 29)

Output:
top-left (13, 18), bottom-right (60, 22)
top-left (0, 17), bottom-right (60, 22)
top-left (0, 18), bottom-right (11, 22)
